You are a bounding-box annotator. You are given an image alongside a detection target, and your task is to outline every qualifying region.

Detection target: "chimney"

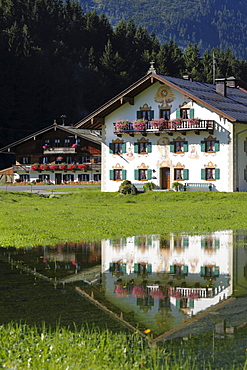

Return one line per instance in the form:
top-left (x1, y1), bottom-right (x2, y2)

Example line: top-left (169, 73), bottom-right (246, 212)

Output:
top-left (226, 76), bottom-right (237, 88)
top-left (215, 78), bottom-right (226, 97)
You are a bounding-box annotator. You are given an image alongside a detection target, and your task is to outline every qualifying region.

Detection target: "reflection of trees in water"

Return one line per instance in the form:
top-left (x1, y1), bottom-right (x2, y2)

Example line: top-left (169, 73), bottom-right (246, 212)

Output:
top-left (155, 305), bottom-right (175, 333)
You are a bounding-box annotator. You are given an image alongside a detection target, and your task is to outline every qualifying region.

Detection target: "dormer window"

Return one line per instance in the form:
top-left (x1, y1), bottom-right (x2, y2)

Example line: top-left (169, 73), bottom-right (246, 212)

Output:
top-left (176, 105), bottom-right (194, 120)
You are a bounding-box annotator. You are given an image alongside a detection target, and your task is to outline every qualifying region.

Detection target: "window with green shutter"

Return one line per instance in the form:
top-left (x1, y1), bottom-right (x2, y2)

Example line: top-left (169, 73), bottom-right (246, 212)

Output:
top-left (183, 169), bottom-right (189, 180)
top-left (122, 169), bottom-right (127, 180)
top-left (183, 265), bottom-right (188, 275)
top-left (147, 169), bottom-right (152, 180)
top-left (214, 140), bottom-right (220, 152)
top-left (147, 142), bottom-right (152, 153)
top-left (201, 168), bottom-right (206, 180)
top-left (134, 169), bottom-right (139, 180)
top-left (201, 141), bottom-right (206, 152)
top-left (109, 143), bottom-right (114, 153)
top-left (183, 141), bottom-right (188, 152)
top-left (122, 143), bottom-right (126, 153)
top-left (170, 265), bottom-right (175, 274)
top-left (109, 169), bottom-right (114, 180)
top-left (215, 168), bottom-right (220, 180)
top-left (170, 141), bottom-right (175, 152)
top-left (137, 109), bottom-right (154, 120)
top-left (189, 108), bottom-right (194, 118)
top-left (134, 143), bottom-right (138, 153)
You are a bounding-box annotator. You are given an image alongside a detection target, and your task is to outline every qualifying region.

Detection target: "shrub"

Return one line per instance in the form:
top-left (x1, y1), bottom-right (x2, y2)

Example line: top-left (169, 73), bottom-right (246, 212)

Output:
top-left (118, 180), bottom-right (137, 194)
top-left (143, 182), bottom-right (156, 192)
top-left (171, 181), bottom-right (184, 191)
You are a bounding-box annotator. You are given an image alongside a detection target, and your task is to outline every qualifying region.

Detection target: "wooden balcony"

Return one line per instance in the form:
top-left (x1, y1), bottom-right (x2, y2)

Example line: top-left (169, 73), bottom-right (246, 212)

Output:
top-left (114, 120), bottom-right (215, 136)
top-left (43, 147), bottom-right (76, 154)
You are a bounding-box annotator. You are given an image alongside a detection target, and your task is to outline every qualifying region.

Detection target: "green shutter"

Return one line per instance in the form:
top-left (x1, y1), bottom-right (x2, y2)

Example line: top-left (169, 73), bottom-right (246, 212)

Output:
top-left (189, 108), bottom-right (194, 118)
top-left (183, 265), bottom-right (188, 275)
top-left (137, 111), bottom-right (142, 119)
top-left (201, 239), bottom-right (206, 248)
top-left (183, 141), bottom-right (188, 152)
top-left (215, 140), bottom-right (220, 152)
top-left (176, 109), bottom-right (180, 118)
top-left (170, 265), bottom-right (175, 274)
top-left (109, 170), bottom-right (114, 180)
top-left (147, 264), bottom-right (152, 273)
top-left (200, 266), bottom-right (206, 276)
top-left (134, 143), bottom-right (138, 153)
top-left (134, 169), bottom-right (139, 180)
top-left (122, 169), bottom-right (127, 180)
top-left (183, 237), bottom-right (189, 248)
top-left (214, 267), bottom-right (220, 277)
top-left (170, 142), bottom-right (175, 152)
top-left (122, 143), bottom-right (126, 153)
top-left (176, 299), bottom-right (180, 309)
top-left (183, 169), bottom-right (189, 180)
top-left (201, 141), bottom-right (206, 152)
top-left (150, 110), bottom-right (154, 119)
top-left (201, 168), bottom-right (206, 180)
top-left (214, 239), bottom-right (220, 249)
top-left (147, 142), bottom-right (152, 153)
top-left (109, 143), bottom-right (114, 153)
top-left (215, 168), bottom-right (220, 180)
top-left (189, 299), bottom-right (194, 308)
top-left (147, 169), bottom-right (152, 180)
top-left (122, 264), bottom-right (126, 273)
top-left (109, 262), bottom-right (114, 271)
top-left (134, 263), bottom-right (138, 273)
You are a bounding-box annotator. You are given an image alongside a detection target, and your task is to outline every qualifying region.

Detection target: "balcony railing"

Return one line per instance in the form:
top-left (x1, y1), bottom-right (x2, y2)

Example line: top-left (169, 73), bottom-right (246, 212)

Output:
top-left (43, 147), bottom-right (76, 154)
top-left (114, 119), bottom-right (215, 136)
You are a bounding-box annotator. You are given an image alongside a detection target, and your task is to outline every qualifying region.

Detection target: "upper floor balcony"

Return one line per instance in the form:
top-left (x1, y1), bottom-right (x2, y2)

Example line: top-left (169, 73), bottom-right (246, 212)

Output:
top-left (114, 118), bottom-right (215, 137)
top-left (43, 147), bottom-right (76, 154)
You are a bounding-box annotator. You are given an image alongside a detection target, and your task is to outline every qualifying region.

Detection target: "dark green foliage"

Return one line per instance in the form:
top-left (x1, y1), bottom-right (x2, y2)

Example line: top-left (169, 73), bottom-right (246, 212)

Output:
top-left (143, 182), bottom-right (155, 192)
top-left (1, 0), bottom-right (247, 148)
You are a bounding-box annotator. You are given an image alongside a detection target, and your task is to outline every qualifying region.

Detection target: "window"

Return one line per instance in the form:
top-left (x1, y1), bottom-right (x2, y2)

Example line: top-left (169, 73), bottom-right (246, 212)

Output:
top-left (170, 139), bottom-right (188, 153)
top-left (137, 103), bottom-right (154, 121)
top-left (66, 157), bottom-right (73, 164)
top-left (94, 173), bottom-right (101, 181)
top-left (174, 168), bottom-right (189, 181)
top-left (44, 139), bottom-right (50, 145)
top-left (201, 167), bottom-right (220, 180)
top-left (63, 174), bottom-right (74, 182)
top-left (134, 168), bottom-right (152, 181)
top-left (109, 142), bottom-right (126, 154)
top-left (109, 169), bottom-right (126, 181)
top-left (201, 237), bottom-right (220, 250)
top-left (170, 265), bottom-right (188, 275)
top-left (64, 138), bottom-right (70, 147)
top-left (54, 139), bottom-right (60, 147)
top-left (39, 174), bottom-right (50, 182)
top-left (42, 157), bottom-right (49, 163)
top-left (81, 155), bottom-right (90, 163)
top-left (134, 140), bottom-right (152, 154)
top-left (160, 109), bottom-right (170, 120)
top-left (200, 265), bottom-right (219, 277)
top-left (201, 137), bottom-right (220, 152)
top-left (22, 157), bottom-right (29, 164)
top-left (176, 107), bottom-right (194, 119)
top-left (78, 174), bottom-right (89, 181)
top-left (20, 174), bottom-right (30, 182)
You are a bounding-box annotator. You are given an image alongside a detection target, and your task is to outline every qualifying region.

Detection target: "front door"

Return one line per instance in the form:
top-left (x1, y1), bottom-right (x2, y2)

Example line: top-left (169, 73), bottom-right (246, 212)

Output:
top-left (161, 167), bottom-right (170, 189)
top-left (55, 173), bottom-right (62, 184)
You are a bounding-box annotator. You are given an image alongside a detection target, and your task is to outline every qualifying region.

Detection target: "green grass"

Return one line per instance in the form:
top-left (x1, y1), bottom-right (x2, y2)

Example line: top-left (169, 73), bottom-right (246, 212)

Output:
top-left (1, 189), bottom-right (247, 247)
top-left (0, 323), bottom-right (246, 370)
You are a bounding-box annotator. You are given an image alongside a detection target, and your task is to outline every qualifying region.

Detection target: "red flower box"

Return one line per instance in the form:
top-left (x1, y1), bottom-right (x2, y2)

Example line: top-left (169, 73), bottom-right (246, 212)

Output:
top-left (40, 164), bottom-right (49, 170)
top-left (59, 164), bottom-right (67, 170)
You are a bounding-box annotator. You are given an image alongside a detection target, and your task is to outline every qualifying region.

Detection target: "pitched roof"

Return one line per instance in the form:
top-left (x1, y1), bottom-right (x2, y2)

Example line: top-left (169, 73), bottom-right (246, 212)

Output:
top-left (0, 124), bottom-right (102, 152)
top-left (75, 72), bottom-right (247, 129)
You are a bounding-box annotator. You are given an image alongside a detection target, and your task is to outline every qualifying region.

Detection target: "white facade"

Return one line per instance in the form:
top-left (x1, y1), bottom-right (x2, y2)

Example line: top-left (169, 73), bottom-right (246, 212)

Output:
top-left (101, 82), bottom-right (238, 192)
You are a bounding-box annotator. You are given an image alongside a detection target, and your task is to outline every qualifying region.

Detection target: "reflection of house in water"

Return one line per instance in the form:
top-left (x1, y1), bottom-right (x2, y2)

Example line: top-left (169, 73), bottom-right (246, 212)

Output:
top-left (101, 231), bottom-right (233, 334)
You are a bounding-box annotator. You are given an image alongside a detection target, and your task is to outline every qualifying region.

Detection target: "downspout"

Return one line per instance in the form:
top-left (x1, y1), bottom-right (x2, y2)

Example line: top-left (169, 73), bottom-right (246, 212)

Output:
top-left (236, 127), bottom-right (247, 191)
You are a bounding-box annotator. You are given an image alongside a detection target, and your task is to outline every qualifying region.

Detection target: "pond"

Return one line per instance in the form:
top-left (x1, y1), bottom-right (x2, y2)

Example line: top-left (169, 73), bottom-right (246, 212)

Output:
top-left (0, 230), bottom-right (246, 344)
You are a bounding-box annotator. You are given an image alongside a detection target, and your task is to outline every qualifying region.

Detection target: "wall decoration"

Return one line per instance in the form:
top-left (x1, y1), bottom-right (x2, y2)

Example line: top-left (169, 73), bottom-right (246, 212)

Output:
top-left (154, 85), bottom-right (176, 107)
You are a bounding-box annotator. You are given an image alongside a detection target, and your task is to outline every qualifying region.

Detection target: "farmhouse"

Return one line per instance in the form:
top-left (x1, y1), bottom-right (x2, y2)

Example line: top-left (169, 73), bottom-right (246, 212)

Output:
top-left (76, 64), bottom-right (247, 192)
top-left (0, 123), bottom-right (101, 184)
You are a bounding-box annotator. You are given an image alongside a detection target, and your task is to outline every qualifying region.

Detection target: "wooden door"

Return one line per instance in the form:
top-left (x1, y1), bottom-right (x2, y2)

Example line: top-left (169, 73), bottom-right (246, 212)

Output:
top-left (55, 173), bottom-right (62, 184)
top-left (161, 167), bottom-right (170, 189)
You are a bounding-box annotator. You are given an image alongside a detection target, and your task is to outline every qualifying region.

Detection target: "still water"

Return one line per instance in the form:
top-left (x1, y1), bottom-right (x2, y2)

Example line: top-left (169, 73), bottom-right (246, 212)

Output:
top-left (0, 231), bottom-right (247, 341)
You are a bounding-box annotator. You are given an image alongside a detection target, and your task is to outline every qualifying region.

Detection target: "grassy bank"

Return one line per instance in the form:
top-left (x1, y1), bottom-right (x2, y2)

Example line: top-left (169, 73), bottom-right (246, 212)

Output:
top-left (1, 188), bottom-right (247, 247)
top-left (0, 323), bottom-right (246, 370)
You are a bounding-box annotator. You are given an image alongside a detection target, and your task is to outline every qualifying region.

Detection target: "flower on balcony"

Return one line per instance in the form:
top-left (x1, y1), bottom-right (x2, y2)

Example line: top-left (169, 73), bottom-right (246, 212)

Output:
top-left (149, 289), bottom-right (165, 299)
top-left (169, 290), bottom-right (181, 298)
top-left (67, 164), bottom-right (77, 170)
top-left (132, 285), bottom-right (147, 298)
top-left (115, 120), bottom-right (131, 131)
top-left (50, 164), bottom-right (59, 170)
top-left (132, 119), bottom-right (147, 131)
top-left (150, 118), bottom-right (167, 129)
top-left (188, 118), bottom-right (200, 127)
top-left (40, 164), bottom-right (50, 170)
top-left (114, 284), bottom-right (129, 297)
top-left (59, 163), bottom-right (67, 170)
top-left (77, 164), bottom-right (88, 169)
top-left (169, 118), bottom-right (182, 128)
top-left (31, 164), bottom-right (39, 170)
top-left (71, 143), bottom-right (78, 148)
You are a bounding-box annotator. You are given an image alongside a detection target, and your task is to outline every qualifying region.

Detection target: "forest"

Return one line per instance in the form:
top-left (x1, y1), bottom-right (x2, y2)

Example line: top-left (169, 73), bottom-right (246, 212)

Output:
top-left (1, 0), bottom-right (247, 147)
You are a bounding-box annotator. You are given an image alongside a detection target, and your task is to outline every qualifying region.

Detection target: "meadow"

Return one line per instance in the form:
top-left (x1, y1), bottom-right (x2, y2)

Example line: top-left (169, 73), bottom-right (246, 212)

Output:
top-left (0, 188), bottom-right (247, 247)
